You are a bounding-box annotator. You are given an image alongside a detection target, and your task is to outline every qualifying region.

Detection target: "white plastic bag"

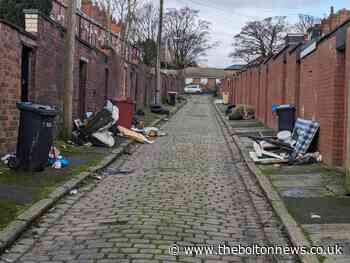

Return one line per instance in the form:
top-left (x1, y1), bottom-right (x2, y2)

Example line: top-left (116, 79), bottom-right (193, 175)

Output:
top-left (92, 131), bottom-right (115, 147)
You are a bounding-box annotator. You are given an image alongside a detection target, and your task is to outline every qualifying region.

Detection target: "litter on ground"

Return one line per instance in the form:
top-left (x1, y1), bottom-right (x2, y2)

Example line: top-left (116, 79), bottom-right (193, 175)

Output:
top-left (242, 114), bottom-right (321, 165)
top-left (69, 189), bottom-right (78, 195)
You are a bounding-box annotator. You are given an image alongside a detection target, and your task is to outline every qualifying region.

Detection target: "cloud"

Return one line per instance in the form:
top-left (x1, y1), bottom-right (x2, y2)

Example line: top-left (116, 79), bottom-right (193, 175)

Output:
top-left (212, 0), bottom-right (322, 10)
top-left (154, 0), bottom-right (330, 68)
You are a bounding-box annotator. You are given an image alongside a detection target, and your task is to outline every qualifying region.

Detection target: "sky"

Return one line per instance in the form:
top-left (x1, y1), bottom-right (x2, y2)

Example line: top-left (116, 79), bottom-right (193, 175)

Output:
top-left (153, 0), bottom-right (349, 68)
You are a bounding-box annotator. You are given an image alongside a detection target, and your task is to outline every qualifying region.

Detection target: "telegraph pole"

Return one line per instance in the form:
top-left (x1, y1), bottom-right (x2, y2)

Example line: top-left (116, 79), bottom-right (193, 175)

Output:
top-left (63, 0), bottom-right (77, 139)
top-left (155, 0), bottom-right (164, 104)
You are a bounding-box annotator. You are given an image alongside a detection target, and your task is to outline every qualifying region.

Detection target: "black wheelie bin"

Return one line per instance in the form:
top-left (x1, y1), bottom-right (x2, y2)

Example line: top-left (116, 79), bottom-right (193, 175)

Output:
top-left (276, 105), bottom-right (296, 132)
top-left (15, 102), bottom-right (58, 172)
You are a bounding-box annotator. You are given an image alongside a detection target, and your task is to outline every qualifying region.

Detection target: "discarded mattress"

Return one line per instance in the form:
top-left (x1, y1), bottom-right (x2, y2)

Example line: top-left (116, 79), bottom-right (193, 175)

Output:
top-left (292, 118), bottom-right (320, 155)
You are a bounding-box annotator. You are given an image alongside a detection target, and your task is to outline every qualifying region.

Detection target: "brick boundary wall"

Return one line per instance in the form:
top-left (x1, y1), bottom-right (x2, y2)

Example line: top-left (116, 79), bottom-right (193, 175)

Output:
top-left (0, 21), bottom-right (30, 154)
top-left (0, 11), bottom-right (184, 155)
top-left (224, 20), bottom-right (350, 167)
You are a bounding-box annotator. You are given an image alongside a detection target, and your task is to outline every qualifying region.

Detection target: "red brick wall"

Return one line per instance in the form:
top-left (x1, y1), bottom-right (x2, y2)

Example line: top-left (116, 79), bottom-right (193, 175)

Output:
top-left (190, 77), bottom-right (218, 93)
top-left (344, 27), bottom-right (350, 166)
top-left (236, 74), bottom-right (242, 105)
top-left (222, 24), bottom-right (350, 167)
top-left (0, 12), bottom-right (184, 155)
top-left (247, 71), bottom-right (253, 106)
top-left (267, 54), bottom-right (287, 129)
top-left (207, 78), bottom-right (216, 92)
top-left (240, 73), bottom-right (245, 104)
top-left (299, 51), bottom-right (319, 121)
top-left (223, 70), bottom-right (238, 104)
top-left (244, 71), bottom-right (249, 105)
top-left (192, 78), bottom-right (200, 85)
top-left (334, 50), bottom-right (346, 166)
top-left (309, 37), bottom-right (346, 166)
top-left (250, 68), bottom-right (260, 112)
top-left (30, 15), bottom-right (120, 120)
top-left (0, 22), bottom-right (24, 154)
top-left (259, 64), bottom-right (269, 123)
top-left (241, 71), bottom-right (247, 104)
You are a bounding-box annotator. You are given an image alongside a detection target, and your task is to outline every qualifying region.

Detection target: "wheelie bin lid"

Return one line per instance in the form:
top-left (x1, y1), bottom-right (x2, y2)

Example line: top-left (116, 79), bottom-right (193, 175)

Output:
top-left (276, 104), bottom-right (295, 111)
top-left (272, 104), bottom-right (295, 113)
top-left (110, 97), bottom-right (135, 104)
top-left (17, 102), bottom-right (58, 116)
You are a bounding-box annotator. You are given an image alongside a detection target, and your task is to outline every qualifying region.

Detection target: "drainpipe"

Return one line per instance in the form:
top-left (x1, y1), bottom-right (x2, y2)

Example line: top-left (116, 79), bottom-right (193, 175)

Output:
top-left (346, 66), bottom-right (350, 194)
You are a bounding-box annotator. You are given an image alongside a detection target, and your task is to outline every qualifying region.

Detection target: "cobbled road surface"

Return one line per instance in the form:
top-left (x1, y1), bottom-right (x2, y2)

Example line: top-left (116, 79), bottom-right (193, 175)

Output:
top-left (2, 96), bottom-right (297, 263)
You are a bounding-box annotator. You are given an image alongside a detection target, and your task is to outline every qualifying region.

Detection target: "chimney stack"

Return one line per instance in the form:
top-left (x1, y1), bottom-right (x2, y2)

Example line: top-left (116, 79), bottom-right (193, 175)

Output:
top-left (284, 34), bottom-right (305, 46)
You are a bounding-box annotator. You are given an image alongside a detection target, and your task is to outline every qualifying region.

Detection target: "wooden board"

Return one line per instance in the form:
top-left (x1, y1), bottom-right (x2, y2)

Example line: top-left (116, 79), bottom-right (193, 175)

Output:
top-left (253, 142), bottom-right (263, 157)
top-left (118, 126), bottom-right (154, 144)
top-left (261, 150), bottom-right (285, 160)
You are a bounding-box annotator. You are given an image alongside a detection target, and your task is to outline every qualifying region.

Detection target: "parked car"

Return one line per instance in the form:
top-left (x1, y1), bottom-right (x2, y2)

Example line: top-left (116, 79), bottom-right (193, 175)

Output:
top-left (184, 85), bottom-right (202, 94)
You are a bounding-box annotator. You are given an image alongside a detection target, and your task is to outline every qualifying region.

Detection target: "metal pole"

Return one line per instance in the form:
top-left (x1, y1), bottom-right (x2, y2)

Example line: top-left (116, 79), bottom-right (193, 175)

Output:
top-left (155, 0), bottom-right (164, 104)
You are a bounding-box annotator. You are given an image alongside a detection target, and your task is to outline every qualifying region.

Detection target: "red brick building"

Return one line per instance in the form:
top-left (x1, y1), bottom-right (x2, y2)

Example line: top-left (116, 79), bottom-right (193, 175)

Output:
top-left (0, 0), bottom-right (184, 155)
top-left (222, 65), bottom-right (243, 102)
top-left (185, 67), bottom-right (224, 93)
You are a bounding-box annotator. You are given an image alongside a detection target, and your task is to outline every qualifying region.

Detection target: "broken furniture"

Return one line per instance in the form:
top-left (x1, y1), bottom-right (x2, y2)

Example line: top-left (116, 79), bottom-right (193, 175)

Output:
top-left (250, 141), bottom-right (289, 164)
top-left (249, 118), bottom-right (320, 165)
top-left (74, 102), bottom-right (119, 147)
top-left (77, 108), bottom-right (115, 146)
top-left (79, 109), bottom-right (114, 137)
top-left (249, 152), bottom-right (289, 164)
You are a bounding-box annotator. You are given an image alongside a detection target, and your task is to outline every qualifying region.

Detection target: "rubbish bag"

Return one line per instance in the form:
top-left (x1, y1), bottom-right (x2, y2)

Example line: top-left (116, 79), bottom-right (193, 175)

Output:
top-left (150, 105), bottom-right (170, 115)
top-left (92, 131), bottom-right (115, 147)
top-left (225, 105), bottom-right (236, 115)
top-left (229, 111), bottom-right (243, 120)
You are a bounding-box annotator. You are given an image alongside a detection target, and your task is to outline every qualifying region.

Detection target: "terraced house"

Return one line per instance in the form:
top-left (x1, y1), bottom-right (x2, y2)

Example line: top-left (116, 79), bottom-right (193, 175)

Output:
top-left (0, 0), bottom-right (185, 156)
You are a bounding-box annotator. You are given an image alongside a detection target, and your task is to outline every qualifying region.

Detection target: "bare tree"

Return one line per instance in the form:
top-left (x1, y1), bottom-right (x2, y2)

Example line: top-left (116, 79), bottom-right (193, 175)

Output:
top-left (294, 14), bottom-right (320, 34)
top-left (164, 7), bottom-right (214, 69)
top-left (131, 2), bottom-right (159, 65)
top-left (230, 16), bottom-right (288, 63)
top-left (133, 1), bottom-right (158, 43)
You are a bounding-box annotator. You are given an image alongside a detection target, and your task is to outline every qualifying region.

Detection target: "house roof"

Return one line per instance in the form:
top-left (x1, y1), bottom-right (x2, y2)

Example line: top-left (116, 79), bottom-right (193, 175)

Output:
top-left (184, 67), bottom-right (225, 79)
top-left (225, 64), bottom-right (245, 71)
